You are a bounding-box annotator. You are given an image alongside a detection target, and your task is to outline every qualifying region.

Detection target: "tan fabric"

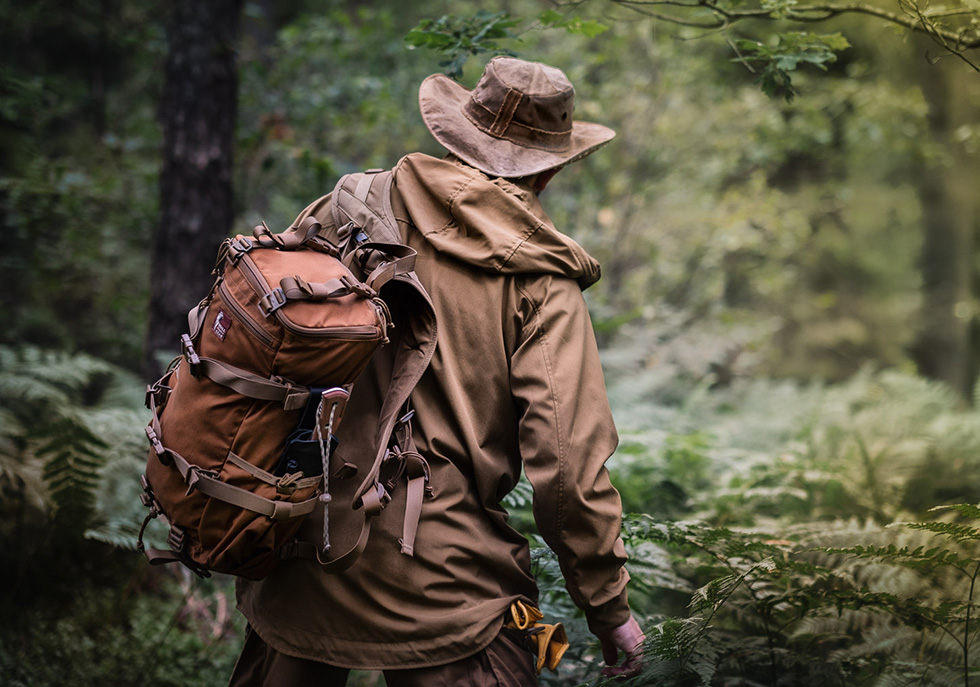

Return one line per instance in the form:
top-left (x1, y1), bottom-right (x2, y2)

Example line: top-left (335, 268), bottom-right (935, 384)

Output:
top-left (236, 153), bottom-right (631, 669)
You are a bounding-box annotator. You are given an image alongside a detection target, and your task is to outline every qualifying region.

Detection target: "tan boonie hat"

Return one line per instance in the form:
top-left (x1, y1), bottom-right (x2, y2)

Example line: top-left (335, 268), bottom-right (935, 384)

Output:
top-left (419, 56), bottom-right (616, 178)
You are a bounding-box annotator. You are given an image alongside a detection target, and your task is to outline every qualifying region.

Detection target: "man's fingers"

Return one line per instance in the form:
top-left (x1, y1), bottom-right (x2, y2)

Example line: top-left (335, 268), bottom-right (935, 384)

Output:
top-left (600, 638), bottom-right (619, 665)
top-left (620, 653), bottom-right (643, 678)
top-left (598, 615), bottom-right (646, 679)
top-left (600, 655), bottom-right (642, 680)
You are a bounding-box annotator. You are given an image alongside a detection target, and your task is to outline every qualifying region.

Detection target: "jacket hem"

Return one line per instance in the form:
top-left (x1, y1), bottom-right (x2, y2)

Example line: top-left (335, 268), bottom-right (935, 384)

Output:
top-left (235, 600), bottom-right (509, 671)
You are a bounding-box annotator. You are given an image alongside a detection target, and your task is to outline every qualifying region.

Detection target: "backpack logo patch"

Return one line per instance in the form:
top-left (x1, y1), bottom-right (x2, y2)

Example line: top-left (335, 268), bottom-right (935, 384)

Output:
top-left (212, 310), bottom-right (233, 341)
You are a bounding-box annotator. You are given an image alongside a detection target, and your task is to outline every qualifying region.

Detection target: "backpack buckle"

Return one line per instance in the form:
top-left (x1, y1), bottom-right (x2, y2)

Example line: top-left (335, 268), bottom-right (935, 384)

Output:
top-left (145, 426), bottom-right (171, 465)
top-left (258, 287), bottom-right (287, 317)
top-left (231, 236), bottom-right (253, 254)
top-left (181, 334), bottom-right (201, 376)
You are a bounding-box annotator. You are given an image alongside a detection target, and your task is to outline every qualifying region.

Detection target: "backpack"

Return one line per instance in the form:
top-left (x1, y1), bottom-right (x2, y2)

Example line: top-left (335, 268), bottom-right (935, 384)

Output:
top-left (138, 169), bottom-right (437, 580)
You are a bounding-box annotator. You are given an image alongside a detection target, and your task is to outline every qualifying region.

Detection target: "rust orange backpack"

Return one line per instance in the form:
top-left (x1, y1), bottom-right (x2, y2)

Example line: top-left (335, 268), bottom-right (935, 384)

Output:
top-left (137, 170), bottom-right (436, 579)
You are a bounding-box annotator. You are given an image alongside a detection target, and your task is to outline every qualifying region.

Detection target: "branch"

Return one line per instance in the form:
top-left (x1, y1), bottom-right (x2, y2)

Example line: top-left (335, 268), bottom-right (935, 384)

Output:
top-left (610, 0), bottom-right (980, 49)
top-left (898, 0), bottom-right (980, 71)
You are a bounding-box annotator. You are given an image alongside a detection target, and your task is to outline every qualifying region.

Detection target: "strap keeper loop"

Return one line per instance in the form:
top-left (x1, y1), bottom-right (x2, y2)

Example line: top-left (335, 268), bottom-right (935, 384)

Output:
top-left (167, 526), bottom-right (186, 552)
top-left (144, 382), bottom-right (172, 411)
top-left (339, 275), bottom-right (377, 300)
top-left (270, 500), bottom-right (294, 520)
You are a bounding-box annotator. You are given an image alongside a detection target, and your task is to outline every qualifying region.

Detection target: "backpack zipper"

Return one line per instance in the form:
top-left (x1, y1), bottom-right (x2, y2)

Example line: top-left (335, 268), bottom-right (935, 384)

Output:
top-left (217, 281), bottom-right (278, 348)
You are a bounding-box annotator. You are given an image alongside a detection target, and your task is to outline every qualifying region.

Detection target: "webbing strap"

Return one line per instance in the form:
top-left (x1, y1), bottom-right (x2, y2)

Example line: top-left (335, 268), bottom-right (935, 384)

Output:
top-left (194, 356), bottom-right (310, 410)
top-left (185, 465), bottom-right (317, 520)
top-left (284, 167), bottom-right (437, 573)
top-left (279, 275), bottom-right (350, 301)
top-left (353, 173), bottom-right (375, 205)
top-left (400, 475), bottom-right (425, 556)
top-left (279, 521), bottom-right (373, 573)
top-left (156, 440), bottom-right (317, 520)
top-left (146, 400), bottom-right (318, 520)
top-left (144, 548), bottom-right (185, 567)
top-left (253, 216), bottom-right (321, 250)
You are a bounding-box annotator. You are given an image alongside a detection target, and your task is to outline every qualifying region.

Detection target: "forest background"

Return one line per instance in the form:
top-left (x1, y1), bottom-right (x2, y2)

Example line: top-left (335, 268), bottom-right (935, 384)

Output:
top-left (3, 0), bottom-right (980, 684)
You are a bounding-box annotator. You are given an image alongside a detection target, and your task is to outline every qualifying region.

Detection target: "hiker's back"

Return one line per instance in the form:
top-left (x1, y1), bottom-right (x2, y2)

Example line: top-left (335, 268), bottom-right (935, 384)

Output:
top-left (236, 153), bottom-right (620, 668)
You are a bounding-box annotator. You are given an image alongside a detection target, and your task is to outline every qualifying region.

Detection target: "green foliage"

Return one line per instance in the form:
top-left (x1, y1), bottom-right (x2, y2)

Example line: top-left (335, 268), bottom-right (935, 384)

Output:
top-left (613, 511), bottom-right (980, 686)
top-left (0, 572), bottom-right (245, 687)
top-left (0, 0), bottom-right (163, 371)
top-left (405, 11), bottom-right (521, 77)
top-left (537, 10), bottom-right (610, 39)
top-left (4, 0), bottom-right (980, 683)
top-left (236, 7), bottom-right (439, 231)
top-left (0, 345), bottom-right (146, 531)
top-left (734, 32), bottom-right (851, 101)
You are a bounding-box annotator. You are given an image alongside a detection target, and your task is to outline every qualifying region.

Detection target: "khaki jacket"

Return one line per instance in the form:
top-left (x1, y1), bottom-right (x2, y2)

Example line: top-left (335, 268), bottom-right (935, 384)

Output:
top-left (236, 153), bottom-right (630, 669)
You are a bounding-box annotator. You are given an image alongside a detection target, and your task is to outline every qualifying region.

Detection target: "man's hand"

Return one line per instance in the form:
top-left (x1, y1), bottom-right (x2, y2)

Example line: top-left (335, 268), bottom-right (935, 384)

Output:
top-left (599, 615), bottom-right (645, 679)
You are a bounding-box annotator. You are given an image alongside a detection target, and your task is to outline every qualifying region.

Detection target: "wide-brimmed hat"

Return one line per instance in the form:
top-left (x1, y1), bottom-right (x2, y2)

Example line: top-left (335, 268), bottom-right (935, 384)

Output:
top-left (419, 56), bottom-right (616, 178)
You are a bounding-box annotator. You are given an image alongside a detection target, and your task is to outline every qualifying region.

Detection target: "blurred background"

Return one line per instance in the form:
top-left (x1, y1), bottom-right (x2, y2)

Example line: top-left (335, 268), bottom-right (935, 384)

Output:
top-left (2, 0), bottom-right (980, 684)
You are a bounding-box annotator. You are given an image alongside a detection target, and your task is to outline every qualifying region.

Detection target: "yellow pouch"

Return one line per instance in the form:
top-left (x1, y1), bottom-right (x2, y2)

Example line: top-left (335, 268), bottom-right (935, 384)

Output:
top-left (506, 601), bottom-right (570, 674)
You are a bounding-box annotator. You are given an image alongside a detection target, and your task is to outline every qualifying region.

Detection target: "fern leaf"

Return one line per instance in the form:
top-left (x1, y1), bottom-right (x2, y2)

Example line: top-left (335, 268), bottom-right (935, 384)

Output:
top-left (820, 543), bottom-right (972, 571)
top-left (929, 502), bottom-right (980, 521)
top-left (903, 520), bottom-right (980, 544)
top-left (0, 345), bottom-right (146, 530)
top-left (84, 519), bottom-right (143, 551)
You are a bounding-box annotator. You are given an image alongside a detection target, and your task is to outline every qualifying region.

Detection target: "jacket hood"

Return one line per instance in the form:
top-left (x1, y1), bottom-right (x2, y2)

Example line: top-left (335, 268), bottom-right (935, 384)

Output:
top-left (392, 153), bottom-right (601, 289)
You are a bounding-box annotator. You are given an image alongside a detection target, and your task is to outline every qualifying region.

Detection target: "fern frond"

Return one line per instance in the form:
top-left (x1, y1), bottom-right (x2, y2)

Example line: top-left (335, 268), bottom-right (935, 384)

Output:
top-left (902, 520), bottom-right (980, 544)
top-left (930, 502), bottom-right (980, 521)
top-left (820, 543), bottom-right (972, 572)
top-left (84, 518), bottom-right (143, 551)
top-left (0, 345), bottom-right (147, 530)
top-left (626, 541), bottom-right (695, 594)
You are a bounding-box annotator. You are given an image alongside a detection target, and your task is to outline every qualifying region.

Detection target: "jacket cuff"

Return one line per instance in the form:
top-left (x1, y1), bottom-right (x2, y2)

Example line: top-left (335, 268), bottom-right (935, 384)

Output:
top-left (583, 584), bottom-right (632, 637)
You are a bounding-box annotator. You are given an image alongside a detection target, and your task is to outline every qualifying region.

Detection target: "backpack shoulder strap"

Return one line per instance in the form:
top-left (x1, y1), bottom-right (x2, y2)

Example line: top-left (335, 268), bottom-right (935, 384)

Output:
top-left (331, 169), bottom-right (401, 246)
top-left (286, 168), bottom-right (438, 572)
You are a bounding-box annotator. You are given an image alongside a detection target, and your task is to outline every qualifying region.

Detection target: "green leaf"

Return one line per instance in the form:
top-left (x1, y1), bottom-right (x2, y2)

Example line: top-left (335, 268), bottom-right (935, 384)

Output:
top-left (537, 10), bottom-right (609, 38)
top-left (404, 12), bottom-right (521, 78)
top-left (929, 502), bottom-right (980, 520)
top-left (732, 32), bottom-right (850, 101)
top-left (538, 9), bottom-right (564, 26)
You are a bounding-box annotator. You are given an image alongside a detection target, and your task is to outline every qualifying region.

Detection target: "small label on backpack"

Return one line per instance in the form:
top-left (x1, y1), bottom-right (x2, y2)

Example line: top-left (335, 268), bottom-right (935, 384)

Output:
top-left (212, 310), bottom-right (232, 341)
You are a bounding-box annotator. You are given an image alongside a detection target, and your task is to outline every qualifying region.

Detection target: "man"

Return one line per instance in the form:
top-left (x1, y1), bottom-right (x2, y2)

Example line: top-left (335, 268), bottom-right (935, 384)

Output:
top-left (232, 56), bottom-right (644, 686)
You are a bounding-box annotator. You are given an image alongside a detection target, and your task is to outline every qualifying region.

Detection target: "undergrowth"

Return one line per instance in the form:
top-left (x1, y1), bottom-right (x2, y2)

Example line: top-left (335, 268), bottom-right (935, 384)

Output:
top-left (6, 343), bottom-right (980, 685)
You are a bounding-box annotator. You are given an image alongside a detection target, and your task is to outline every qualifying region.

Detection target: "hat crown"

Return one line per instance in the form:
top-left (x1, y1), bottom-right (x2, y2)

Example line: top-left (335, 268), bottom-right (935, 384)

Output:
top-left (462, 57), bottom-right (574, 153)
top-left (417, 56), bottom-right (615, 178)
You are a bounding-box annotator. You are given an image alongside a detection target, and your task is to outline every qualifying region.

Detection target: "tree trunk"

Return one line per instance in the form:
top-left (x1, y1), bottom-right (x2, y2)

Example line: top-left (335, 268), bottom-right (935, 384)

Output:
top-left (910, 52), bottom-right (979, 400)
top-left (143, 0), bottom-right (243, 380)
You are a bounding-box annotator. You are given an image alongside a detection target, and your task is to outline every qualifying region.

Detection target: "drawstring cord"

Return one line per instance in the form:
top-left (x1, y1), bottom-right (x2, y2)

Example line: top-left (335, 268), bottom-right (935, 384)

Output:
top-left (314, 393), bottom-right (338, 554)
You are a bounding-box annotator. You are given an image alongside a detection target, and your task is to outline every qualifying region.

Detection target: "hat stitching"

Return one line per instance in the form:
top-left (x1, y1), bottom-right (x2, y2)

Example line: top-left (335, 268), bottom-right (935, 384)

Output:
top-left (466, 95), bottom-right (570, 138)
top-left (488, 88), bottom-right (523, 137)
top-left (462, 101), bottom-right (573, 154)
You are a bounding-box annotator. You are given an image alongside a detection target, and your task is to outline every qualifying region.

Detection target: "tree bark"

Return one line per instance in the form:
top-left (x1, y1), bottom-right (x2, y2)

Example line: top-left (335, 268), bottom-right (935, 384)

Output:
top-left (143, 0), bottom-right (243, 380)
top-left (910, 50), bottom-right (979, 399)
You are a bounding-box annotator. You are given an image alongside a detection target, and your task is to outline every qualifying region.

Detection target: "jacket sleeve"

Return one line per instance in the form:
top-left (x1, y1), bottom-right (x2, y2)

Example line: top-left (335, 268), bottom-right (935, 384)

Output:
top-left (510, 274), bottom-right (632, 636)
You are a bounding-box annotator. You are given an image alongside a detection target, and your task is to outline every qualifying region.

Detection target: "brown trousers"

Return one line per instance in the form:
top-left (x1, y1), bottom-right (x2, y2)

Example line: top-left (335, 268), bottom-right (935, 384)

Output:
top-left (228, 625), bottom-right (539, 687)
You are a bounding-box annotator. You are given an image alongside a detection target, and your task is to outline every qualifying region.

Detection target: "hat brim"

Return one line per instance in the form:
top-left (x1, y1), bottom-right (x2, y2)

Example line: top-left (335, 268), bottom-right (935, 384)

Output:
top-left (419, 73), bottom-right (615, 178)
